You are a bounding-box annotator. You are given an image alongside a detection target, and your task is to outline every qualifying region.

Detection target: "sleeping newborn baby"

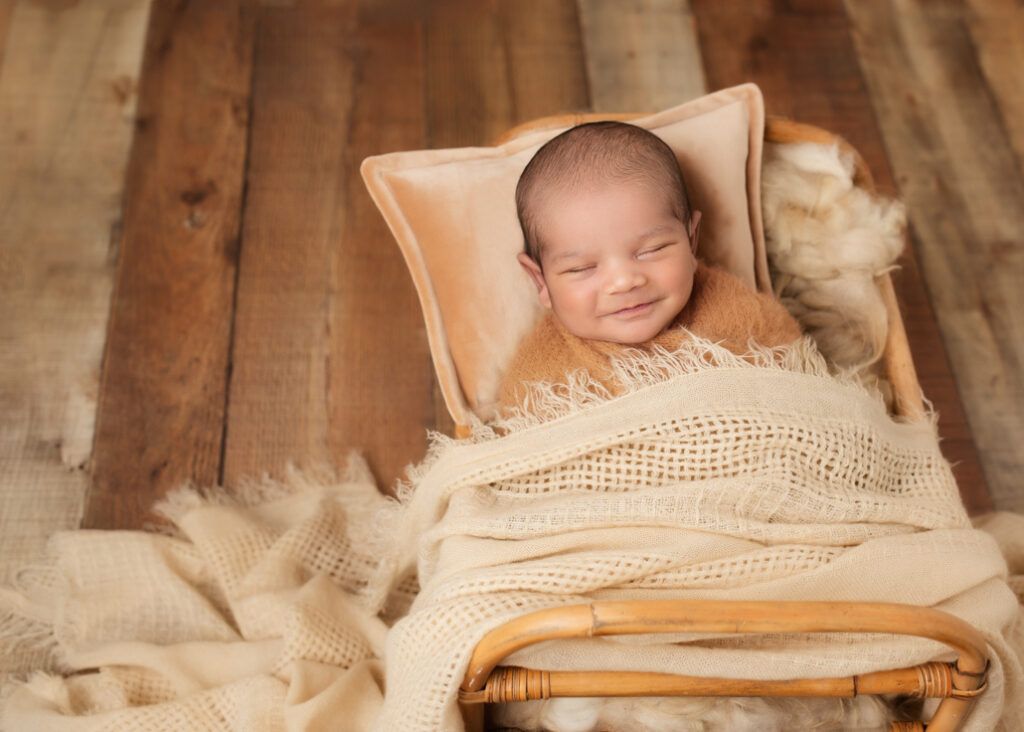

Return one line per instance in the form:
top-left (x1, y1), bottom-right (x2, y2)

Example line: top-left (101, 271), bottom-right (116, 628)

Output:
top-left (498, 120), bottom-right (802, 416)
top-left (492, 122), bottom-right (893, 731)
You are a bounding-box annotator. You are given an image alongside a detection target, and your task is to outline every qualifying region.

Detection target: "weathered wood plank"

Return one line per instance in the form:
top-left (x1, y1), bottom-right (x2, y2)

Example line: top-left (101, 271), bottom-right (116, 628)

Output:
top-left (845, 0), bottom-right (1023, 513)
top-left (425, 0), bottom-right (589, 145)
top-left (693, 1), bottom-right (896, 193)
top-left (577, 0), bottom-right (707, 112)
top-left (0, 2), bottom-right (14, 76)
top-left (221, 4), bottom-right (357, 487)
top-left (416, 0), bottom-right (590, 435)
top-left (965, 0), bottom-right (1024, 176)
top-left (0, 0), bottom-right (149, 565)
top-left (501, 0), bottom-right (590, 123)
top-left (424, 0), bottom-right (515, 148)
top-left (84, 1), bottom-right (253, 528)
top-left (326, 4), bottom-right (437, 492)
top-left (690, 0), bottom-right (992, 514)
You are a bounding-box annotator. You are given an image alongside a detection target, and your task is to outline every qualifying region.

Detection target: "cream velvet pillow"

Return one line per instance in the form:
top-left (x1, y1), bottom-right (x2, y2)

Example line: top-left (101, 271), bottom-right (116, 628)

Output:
top-left (361, 83), bottom-right (767, 425)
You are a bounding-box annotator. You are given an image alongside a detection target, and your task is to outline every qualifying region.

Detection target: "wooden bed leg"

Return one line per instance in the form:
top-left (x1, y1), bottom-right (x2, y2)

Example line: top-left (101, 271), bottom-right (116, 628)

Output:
top-left (460, 700), bottom-right (484, 732)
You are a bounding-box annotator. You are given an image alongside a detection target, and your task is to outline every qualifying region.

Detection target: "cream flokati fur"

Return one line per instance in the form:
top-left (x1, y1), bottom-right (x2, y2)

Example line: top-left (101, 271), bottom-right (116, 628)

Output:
top-left (494, 694), bottom-right (892, 732)
top-left (761, 141), bottom-right (906, 381)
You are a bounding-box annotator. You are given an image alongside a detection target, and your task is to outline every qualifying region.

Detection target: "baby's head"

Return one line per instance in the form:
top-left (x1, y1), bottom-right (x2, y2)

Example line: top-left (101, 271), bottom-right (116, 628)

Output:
top-left (516, 121), bottom-right (702, 344)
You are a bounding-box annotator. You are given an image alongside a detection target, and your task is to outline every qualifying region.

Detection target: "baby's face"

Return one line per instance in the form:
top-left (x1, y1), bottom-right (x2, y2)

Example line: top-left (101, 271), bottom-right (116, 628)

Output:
top-left (520, 180), bottom-right (700, 344)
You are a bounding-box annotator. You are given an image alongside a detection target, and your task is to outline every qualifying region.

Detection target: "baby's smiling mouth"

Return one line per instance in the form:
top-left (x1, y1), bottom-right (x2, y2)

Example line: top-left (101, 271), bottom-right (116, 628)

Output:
top-left (607, 301), bottom-right (654, 317)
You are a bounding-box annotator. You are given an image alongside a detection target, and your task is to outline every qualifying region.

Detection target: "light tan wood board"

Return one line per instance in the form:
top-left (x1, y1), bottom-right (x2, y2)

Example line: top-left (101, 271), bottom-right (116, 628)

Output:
top-left (577, 0), bottom-right (707, 112)
top-left (83, 1), bottom-right (253, 529)
top-left (965, 0), bottom-right (1024, 176)
top-left (845, 0), bottom-right (1024, 512)
top-left (0, 0), bottom-right (149, 576)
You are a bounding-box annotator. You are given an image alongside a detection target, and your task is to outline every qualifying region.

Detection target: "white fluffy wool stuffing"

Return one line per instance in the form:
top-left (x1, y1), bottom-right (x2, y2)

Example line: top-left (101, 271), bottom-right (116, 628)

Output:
top-left (761, 141), bottom-right (906, 380)
top-left (491, 694), bottom-right (895, 732)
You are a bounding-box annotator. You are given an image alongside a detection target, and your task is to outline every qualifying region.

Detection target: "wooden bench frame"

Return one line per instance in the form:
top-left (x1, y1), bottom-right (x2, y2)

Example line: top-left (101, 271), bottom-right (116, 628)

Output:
top-left (459, 600), bottom-right (988, 732)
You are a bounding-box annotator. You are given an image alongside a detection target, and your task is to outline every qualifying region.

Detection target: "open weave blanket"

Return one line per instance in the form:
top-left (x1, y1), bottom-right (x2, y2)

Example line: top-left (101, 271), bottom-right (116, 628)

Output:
top-left (2, 338), bottom-right (1023, 731)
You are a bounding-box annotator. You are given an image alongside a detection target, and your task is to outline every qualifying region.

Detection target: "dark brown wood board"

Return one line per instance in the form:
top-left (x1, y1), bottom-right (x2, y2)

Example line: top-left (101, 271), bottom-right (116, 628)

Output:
top-left (325, 3), bottom-right (437, 493)
top-left (222, 4), bottom-right (360, 487)
top-left (84, 1), bottom-right (255, 528)
top-left (0, 3), bottom-right (13, 75)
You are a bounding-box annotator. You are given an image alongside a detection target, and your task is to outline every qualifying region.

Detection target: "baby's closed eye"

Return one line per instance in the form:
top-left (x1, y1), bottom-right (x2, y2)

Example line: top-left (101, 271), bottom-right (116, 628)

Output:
top-left (638, 242), bottom-right (675, 257)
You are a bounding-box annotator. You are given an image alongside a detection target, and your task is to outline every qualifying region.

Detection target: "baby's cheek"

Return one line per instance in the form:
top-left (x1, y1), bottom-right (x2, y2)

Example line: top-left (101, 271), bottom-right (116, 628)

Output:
top-left (559, 281), bottom-right (589, 306)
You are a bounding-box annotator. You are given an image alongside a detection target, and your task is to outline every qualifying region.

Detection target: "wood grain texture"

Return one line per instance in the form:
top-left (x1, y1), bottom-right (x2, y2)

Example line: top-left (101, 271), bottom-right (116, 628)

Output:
top-left (500, 0), bottom-right (589, 123)
top-left (0, 0), bottom-right (149, 566)
top-left (84, 1), bottom-right (253, 528)
top-left (577, 0), bottom-right (707, 112)
top-left (0, 1), bottom-right (13, 76)
top-left (690, 0), bottom-right (992, 514)
top-left (326, 4), bottom-right (437, 492)
top-left (425, 0), bottom-right (589, 145)
top-left (425, 0), bottom-right (514, 148)
top-left (965, 0), bottom-right (1024, 176)
top-left (222, 4), bottom-right (356, 486)
top-left (419, 0), bottom-right (590, 435)
top-left (845, 0), bottom-right (1023, 512)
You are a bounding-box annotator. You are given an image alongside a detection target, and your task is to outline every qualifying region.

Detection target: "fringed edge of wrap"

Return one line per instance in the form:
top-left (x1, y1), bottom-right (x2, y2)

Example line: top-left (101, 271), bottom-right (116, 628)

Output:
top-left (486, 333), bottom-right (926, 437)
top-left (0, 453), bottom-right (409, 693)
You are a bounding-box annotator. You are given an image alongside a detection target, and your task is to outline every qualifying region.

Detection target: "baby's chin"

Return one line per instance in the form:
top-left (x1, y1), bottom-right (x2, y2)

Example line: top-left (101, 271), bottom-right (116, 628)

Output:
top-left (573, 315), bottom-right (679, 345)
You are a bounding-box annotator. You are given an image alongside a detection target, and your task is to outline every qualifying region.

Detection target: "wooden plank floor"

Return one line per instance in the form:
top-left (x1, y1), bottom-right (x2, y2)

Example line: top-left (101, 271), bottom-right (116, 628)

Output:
top-left (3, 0), bottom-right (1021, 540)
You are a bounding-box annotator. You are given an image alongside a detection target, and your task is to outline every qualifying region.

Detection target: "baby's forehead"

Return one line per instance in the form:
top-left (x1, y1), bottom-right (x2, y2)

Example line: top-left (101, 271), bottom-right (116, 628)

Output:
top-left (537, 180), bottom-right (685, 259)
top-left (531, 175), bottom-right (677, 226)
top-left (533, 172), bottom-right (669, 207)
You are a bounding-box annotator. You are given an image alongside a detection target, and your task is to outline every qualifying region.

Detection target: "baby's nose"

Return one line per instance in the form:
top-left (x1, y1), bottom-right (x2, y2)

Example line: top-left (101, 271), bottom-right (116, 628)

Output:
top-left (605, 263), bottom-right (646, 293)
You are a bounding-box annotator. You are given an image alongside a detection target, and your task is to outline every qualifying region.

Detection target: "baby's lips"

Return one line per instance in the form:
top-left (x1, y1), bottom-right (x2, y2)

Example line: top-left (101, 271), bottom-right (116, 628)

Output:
top-left (606, 301), bottom-right (653, 317)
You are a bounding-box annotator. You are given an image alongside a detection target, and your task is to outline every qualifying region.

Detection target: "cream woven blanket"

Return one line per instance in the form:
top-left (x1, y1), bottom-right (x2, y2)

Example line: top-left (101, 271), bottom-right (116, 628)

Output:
top-left (2, 339), bottom-right (1023, 731)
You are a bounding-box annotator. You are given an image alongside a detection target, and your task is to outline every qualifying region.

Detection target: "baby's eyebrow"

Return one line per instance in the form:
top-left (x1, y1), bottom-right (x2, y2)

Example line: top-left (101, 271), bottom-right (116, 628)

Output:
top-left (636, 224), bottom-right (677, 242)
top-left (549, 250), bottom-right (583, 264)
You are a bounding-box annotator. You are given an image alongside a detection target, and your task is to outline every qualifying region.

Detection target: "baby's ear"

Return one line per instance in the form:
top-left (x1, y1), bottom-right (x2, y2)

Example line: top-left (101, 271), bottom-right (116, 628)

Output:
top-left (688, 210), bottom-right (702, 255)
top-left (517, 252), bottom-right (552, 309)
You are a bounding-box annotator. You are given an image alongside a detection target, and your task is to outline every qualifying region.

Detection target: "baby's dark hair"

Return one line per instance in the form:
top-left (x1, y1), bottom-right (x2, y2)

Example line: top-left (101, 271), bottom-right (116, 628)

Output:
top-left (516, 121), bottom-right (692, 266)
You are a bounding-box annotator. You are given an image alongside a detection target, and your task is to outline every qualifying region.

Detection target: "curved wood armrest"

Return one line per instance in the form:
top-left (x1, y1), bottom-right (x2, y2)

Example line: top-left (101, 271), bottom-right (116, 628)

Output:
top-left (460, 600), bottom-right (988, 732)
top-left (878, 271), bottom-right (926, 420)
